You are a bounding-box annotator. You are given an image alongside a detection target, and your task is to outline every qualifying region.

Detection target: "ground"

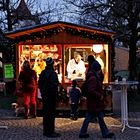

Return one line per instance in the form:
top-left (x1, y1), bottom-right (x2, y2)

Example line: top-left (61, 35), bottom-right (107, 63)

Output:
top-left (0, 94), bottom-right (16, 109)
top-left (0, 91), bottom-right (140, 112)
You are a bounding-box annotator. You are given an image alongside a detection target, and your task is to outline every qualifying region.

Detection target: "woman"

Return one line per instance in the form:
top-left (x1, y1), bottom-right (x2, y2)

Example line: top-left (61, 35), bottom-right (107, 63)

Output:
top-left (18, 60), bottom-right (37, 119)
top-left (87, 54), bottom-right (104, 82)
top-left (79, 61), bottom-right (114, 138)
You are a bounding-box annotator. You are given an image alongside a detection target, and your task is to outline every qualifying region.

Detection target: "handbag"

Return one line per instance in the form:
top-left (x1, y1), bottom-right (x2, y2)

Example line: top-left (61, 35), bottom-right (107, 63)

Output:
top-left (14, 82), bottom-right (24, 97)
top-left (15, 87), bottom-right (24, 97)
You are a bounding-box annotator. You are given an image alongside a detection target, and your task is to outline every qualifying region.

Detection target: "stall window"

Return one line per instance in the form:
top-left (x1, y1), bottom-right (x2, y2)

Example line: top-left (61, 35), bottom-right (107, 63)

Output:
top-left (64, 44), bottom-right (109, 83)
top-left (64, 45), bottom-right (92, 82)
top-left (19, 44), bottom-right (62, 82)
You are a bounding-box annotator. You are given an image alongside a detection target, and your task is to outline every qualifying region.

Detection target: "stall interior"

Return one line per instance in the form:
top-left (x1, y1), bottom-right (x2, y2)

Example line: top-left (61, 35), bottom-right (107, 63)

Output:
top-left (19, 44), bottom-right (109, 84)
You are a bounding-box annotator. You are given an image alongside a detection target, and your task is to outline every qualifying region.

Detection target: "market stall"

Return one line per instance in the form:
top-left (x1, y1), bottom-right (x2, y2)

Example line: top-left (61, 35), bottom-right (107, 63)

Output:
top-left (5, 21), bottom-right (115, 112)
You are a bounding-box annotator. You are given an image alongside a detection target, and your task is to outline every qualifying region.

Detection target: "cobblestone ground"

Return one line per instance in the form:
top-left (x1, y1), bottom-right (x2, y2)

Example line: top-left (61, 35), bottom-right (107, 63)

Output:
top-left (0, 109), bottom-right (140, 140)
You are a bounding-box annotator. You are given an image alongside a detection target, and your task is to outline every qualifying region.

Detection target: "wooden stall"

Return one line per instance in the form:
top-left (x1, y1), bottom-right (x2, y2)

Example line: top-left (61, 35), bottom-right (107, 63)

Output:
top-left (5, 21), bottom-right (115, 112)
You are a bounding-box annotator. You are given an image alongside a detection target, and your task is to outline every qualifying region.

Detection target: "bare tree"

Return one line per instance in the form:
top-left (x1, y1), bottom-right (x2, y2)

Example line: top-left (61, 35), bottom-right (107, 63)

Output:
top-left (0, 0), bottom-right (36, 31)
top-left (35, 1), bottom-right (63, 23)
top-left (63, 0), bottom-right (140, 80)
top-left (0, 0), bottom-right (66, 63)
top-left (0, 0), bottom-right (64, 31)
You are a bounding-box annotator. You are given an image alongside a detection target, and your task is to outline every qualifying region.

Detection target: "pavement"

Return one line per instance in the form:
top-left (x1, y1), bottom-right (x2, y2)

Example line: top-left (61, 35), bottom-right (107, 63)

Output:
top-left (0, 109), bottom-right (140, 140)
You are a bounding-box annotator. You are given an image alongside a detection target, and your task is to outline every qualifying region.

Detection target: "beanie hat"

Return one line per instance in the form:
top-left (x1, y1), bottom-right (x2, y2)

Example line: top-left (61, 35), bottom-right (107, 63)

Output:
top-left (91, 61), bottom-right (101, 71)
top-left (46, 57), bottom-right (54, 65)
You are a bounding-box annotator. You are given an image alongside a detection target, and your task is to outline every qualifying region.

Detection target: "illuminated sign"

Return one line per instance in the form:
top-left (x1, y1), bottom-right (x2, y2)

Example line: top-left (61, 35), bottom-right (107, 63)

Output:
top-left (3, 63), bottom-right (14, 81)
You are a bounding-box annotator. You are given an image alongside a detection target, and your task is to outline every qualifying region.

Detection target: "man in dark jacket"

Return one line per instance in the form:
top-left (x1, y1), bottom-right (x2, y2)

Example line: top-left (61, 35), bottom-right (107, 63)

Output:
top-left (38, 57), bottom-right (61, 138)
top-left (79, 61), bottom-right (114, 139)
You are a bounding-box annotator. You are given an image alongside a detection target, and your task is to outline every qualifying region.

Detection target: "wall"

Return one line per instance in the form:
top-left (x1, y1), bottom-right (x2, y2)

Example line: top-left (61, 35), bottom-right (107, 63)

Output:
top-left (114, 47), bottom-right (129, 71)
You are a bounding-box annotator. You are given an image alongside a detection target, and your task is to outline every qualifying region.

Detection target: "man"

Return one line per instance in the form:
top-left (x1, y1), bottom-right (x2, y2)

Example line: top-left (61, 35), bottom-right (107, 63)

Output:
top-left (38, 57), bottom-right (61, 138)
top-left (67, 53), bottom-right (86, 80)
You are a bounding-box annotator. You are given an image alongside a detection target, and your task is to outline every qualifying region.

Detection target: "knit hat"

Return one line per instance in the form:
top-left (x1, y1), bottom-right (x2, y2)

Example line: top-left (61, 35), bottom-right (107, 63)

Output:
top-left (46, 57), bottom-right (54, 65)
top-left (91, 61), bottom-right (101, 71)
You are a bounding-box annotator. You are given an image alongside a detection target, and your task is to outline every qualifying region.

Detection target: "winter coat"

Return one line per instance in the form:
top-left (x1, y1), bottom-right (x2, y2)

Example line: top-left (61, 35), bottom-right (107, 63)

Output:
top-left (69, 87), bottom-right (81, 104)
top-left (18, 69), bottom-right (37, 93)
top-left (38, 66), bottom-right (59, 99)
top-left (86, 70), bottom-right (105, 113)
top-left (38, 66), bottom-right (59, 113)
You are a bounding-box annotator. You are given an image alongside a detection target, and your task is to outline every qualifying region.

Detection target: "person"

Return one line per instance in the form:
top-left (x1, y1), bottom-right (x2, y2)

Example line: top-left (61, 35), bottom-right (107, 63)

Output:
top-left (38, 57), bottom-right (61, 138)
top-left (18, 60), bottom-right (37, 119)
top-left (79, 61), bottom-right (114, 139)
top-left (67, 53), bottom-right (86, 80)
top-left (96, 54), bottom-right (105, 71)
top-left (33, 57), bottom-right (46, 77)
top-left (69, 79), bottom-right (81, 120)
top-left (87, 55), bottom-right (96, 72)
top-left (87, 54), bottom-right (104, 123)
top-left (87, 55), bottom-right (104, 82)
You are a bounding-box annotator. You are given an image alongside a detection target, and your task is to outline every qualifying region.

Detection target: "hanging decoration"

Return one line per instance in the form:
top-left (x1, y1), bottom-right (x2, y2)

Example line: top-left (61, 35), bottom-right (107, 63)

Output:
top-left (14, 26), bottom-right (112, 44)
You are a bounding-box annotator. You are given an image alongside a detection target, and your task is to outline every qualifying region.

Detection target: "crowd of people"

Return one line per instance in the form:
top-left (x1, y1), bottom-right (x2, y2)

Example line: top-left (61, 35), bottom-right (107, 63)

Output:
top-left (16, 53), bottom-right (115, 138)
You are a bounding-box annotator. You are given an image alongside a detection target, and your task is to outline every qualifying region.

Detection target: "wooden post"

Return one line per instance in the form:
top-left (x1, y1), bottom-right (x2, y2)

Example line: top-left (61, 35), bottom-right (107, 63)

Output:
top-left (62, 44), bottom-right (65, 84)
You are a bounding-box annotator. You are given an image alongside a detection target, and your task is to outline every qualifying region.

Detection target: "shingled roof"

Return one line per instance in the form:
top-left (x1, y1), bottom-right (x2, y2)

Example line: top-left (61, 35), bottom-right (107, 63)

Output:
top-left (12, 0), bottom-right (40, 24)
top-left (16, 0), bottom-right (32, 20)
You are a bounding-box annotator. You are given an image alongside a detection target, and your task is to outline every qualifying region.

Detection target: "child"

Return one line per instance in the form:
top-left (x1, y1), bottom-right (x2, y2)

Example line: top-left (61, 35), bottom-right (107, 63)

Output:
top-left (69, 80), bottom-right (81, 120)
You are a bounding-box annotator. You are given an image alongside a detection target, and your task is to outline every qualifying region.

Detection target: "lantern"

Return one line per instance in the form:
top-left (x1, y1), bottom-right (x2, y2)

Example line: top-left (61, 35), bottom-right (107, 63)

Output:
top-left (92, 44), bottom-right (103, 53)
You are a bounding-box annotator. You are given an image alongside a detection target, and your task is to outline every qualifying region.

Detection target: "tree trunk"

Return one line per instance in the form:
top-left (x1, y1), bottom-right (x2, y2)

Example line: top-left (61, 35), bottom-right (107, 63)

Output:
top-left (6, 0), bottom-right (12, 31)
top-left (129, 31), bottom-right (137, 80)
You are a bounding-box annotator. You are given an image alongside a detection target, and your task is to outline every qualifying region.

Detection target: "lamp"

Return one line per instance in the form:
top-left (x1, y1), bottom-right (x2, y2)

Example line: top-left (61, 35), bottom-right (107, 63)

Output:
top-left (92, 44), bottom-right (103, 53)
top-left (33, 51), bottom-right (42, 56)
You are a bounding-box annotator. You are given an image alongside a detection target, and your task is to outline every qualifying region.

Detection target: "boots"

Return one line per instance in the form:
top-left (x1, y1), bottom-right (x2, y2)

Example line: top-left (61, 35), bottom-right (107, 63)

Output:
top-left (30, 104), bottom-right (36, 118)
top-left (24, 106), bottom-right (29, 119)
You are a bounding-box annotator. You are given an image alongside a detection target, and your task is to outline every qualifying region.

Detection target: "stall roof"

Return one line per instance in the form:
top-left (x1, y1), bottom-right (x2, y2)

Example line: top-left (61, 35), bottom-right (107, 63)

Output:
top-left (5, 21), bottom-right (115, 39)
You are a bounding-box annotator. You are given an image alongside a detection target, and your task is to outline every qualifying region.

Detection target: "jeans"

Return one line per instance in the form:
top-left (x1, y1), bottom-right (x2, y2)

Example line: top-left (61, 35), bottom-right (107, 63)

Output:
top-left (70, 104), bottom-right (78, 117)
top-left (80, 112), bottom-right (109, 137)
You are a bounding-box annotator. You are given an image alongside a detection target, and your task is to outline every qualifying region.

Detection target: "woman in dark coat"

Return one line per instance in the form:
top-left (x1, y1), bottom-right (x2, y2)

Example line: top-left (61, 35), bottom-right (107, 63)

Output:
top-left (18, 60), bottom-right (37, 119)
top-left (79, 61), bottom-right (114, 139)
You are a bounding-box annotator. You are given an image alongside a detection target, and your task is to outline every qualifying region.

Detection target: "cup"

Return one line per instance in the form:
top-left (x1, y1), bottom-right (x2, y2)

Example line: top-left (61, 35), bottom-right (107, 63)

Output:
top-left (115, 79), bottom-right (118, 83)
top-left (122, 78), bottom-right (126, 82)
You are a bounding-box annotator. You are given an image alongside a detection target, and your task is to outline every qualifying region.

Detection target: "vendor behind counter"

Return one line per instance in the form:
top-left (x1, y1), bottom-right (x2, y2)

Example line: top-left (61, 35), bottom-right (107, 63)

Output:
top-left (66, 53), bottom-right (86, 80)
